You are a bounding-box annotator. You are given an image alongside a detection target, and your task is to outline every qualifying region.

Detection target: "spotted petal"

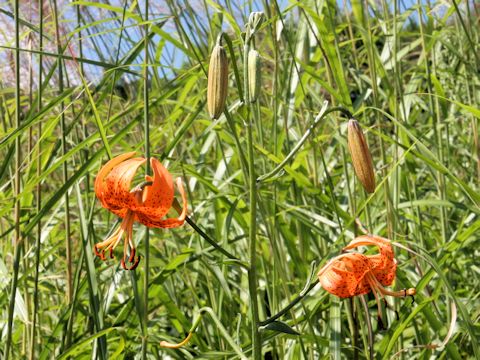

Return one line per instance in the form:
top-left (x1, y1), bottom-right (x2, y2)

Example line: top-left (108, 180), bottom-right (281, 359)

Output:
top-left (318, 253), bottom-right (372, 298)
top-left (369, 254), bottom-right (397, 286)
top-left (136, 158), bottom-right (174, 220)
top-left (95, 152), bottom-right (136, 208)
top-left (343, 235), bottom-right (396, 286)
top-left (102, 157), bottom-right (146, 211)
top-left (136, 178), bottom-right (187, 228)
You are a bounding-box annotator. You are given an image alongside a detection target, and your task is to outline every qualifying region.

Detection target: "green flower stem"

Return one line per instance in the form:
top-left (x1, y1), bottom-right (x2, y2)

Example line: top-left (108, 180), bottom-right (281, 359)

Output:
top-left (259, 280), bottom-right (319, 326)
top-left (30, 1), bottom-right (44, 357)
top-left (171, 197), bottom-right (243, 263)
top-left (359, 296), bottom-right (374, 359)
top-left (142, 1), bottom-right (150, 359)
top-left (185, 217), bottom-right (242, 262)
top-left (221, 32), bottom-right (244, 103)
top-left (5, 1), bottom-right (22, 358)
top-left (242, 32), bottom-right (263, 359)
top-left (257, 104), bottom-right (353, 184)
top-left (52, 2), bottom-right (73, 320)
top-left (224, 108), bottom-right (248, 175)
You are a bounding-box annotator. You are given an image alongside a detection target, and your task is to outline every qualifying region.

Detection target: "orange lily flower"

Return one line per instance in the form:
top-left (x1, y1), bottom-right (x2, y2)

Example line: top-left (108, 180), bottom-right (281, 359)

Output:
top-left (94, 152), bottom-right (188, 270)
top-left (318, 235), bottom-right (415, 327)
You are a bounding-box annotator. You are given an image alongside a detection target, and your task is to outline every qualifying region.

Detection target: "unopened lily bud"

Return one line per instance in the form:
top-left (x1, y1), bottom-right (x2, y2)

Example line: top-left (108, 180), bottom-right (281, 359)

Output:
top-left (207, 44), bottom-right (229, 119)
top-left (247, 49), bottom-right (261, 103)
top-left (347, 119), bottom-right (376, 193)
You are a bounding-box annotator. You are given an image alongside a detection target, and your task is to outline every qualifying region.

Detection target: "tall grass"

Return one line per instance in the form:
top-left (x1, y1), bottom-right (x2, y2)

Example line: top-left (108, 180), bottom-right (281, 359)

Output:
top-left (1, 0), bottom-right (479, 359)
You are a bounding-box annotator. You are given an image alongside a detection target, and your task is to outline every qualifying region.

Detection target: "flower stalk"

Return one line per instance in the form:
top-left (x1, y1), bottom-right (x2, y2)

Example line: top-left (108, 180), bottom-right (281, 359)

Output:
top-left (257, 104), bottom-right (353, 183)
top-left (245, 40), bottom-right (261, 360)
top-left (244, 12), bottom-right (264, 360)
top-left (5, 1), bottom-right (22, 358)
top-left (142, 2), bottom-right (150, 356)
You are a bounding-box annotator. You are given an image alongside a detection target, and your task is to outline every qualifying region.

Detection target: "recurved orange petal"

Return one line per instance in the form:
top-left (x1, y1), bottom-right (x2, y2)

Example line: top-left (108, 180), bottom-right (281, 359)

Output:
top-left (136, 177), bottom-right (187, 228)
top-left (318, 253), bottom-right (372, 298)
top-left (102, 157), bottom-right (146, 211)
top-left (136, 212), bottom-right (184, 228)
top-left (137, 158), bottom-right (174, 220)
top-left (343, 235), bottom-right (396, 286)
top-left (95, 152), bottom-right (137, 207)
top-left (370, 255), bottom-right (396, 286)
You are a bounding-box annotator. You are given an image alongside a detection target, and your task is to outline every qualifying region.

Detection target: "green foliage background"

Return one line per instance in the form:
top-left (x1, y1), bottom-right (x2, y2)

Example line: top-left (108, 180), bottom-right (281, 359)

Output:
top-left (0, 0), bottom-right (479, 359)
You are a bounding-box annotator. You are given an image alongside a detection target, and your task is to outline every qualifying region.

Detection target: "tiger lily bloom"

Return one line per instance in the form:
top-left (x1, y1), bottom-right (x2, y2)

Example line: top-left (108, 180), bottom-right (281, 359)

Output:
top-left (318, 235), bottom-right (415, 328)
top-left (94, 152), bottom-right (188, 270)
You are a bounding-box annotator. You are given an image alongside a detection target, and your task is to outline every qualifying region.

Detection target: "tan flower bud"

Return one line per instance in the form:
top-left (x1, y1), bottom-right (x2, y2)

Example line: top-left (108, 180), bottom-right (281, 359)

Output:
top-left (247, 49), bottom-right (261, 103)
top-left (207, 44), bottom-right (229, 119)
top-left (347, 119), bottom-right (375, 193)
top-left (248, 12), bottom-right (264, 31)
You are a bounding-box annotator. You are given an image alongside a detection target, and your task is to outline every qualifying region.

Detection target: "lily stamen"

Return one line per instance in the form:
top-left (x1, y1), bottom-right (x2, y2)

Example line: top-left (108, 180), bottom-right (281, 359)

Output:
top-left (368, 277), bottom-right (384, 326)
top-left (94, 226), bottom-right (123, 260)
top-left (365, 272), bottom-right (416, 328)
top-left (367, 272), bottom-right (416, 298)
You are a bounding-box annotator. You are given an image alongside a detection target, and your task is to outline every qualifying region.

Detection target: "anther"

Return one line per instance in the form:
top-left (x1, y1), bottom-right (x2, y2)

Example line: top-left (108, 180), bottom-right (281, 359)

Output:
top-left (94, 246), bottom-right (106, 261)
top-left (129, 256), bottom-right (141, 270)
top-left (121, 255), bottom-right (141, 271)
top-left (129, 247), bottom-right (136, 263)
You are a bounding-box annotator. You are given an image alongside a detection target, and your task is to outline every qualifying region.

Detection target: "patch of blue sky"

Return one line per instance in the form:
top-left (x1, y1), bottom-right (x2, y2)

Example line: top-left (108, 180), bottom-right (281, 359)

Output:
top-left (0, 0), bottom-right (470, 88)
